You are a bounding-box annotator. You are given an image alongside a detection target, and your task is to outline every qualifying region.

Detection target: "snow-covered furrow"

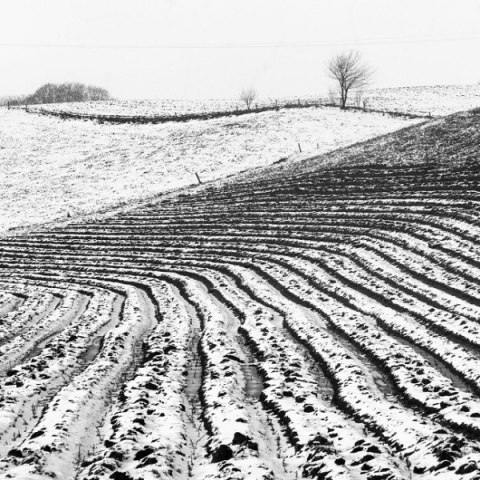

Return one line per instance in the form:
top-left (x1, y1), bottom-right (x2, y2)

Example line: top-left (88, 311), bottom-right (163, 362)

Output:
top-left (344, 229), bottom-right (480, 301)
top-left (259, 249), bottom-right (480, 381)
top-left (0, 284), bottom-right (154, 480)
top-left (249, 257), bottom-right (480, 429)
top-left (0, 292), bottom-right (26, 317)
top-left (326, 244), bottom-right (480, 323)
top-left (241, 312), bottom-right (408, 480)
top-left (1, 228), bottom-right (479, 345)
top-left (18, 233), bottom-right (479, 370)
top-left (72, 208), bottom-right (480, 256)
top-left (79, 280), bottom-right (199, 480)
top-left (4, 230), bottom-right (480, 326)
top-left (3, 239), bottom-right (480, 394)
top-left (167, 274), bottom-right (281, 480)
top-left (169, 261), bottom-right (480, 476)
top-left (311, 244), bottom-right (480, 352)
top-left (158, 245), bottom-right (480, 366)
top-left (185, 265), bottom-right (406, 479)
top-left (0, 290), bottom-right (91, 375)
top-left (159, 267), bottom-right (324, 473)
top-left (0, 286), bottom-right (120, 457)
top-left (46, 205), bottom-right (479, 237)
top-left (120, 228), bottom-right (480, 328)
top-left (19, 219), bottom-right (480, 308)
top-left (1, 234), bottom-right (478, 336)
top-left (190, 272), bottom-right (300, 479)
top-left (0, 288), bottom-right (62, 346)
top-left (94, 196), bottom-right (480, 225)
top-left (7, 255), bottom-right (476, 472)
top-left (4, 237), bottom-right (480, 416)
top-left (113, 246), bottom-right (476, 426)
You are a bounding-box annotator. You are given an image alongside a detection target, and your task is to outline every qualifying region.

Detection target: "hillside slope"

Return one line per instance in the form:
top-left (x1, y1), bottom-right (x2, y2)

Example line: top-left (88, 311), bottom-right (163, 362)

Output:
top-left (251, 109), bottom-right (480, 182)
top-left (0, 106), bottom-right (416, 235)
top-left (0, 110), bottom-right (479, 479)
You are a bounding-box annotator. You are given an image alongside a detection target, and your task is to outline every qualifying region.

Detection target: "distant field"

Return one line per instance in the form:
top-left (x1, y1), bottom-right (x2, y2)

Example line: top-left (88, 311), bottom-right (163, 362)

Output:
top-left (26, 84), bottom-right (480, 119)
top-left (0, 106), bottom-right (416, 234)
top-left (30, 98), bottom-right (247, 117)
top-left (363, 84), bottom-right (480, 117)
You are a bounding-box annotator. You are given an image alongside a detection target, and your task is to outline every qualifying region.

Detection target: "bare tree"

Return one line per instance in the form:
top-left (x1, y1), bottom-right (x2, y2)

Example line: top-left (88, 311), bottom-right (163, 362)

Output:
top-left (326, 50), bottom-right (374, 109)
top-left (239, 87), bottom-right (257, 110)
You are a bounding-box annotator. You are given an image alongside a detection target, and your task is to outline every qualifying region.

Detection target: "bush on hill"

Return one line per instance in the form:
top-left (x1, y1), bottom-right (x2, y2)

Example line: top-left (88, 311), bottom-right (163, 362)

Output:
top-left (27, 82), bottom-right (111, 104)
top-left (2, 83), bottom-right (111, 106)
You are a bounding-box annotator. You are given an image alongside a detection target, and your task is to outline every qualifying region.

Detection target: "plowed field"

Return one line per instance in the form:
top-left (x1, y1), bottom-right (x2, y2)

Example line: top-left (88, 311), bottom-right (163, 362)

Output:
top-left (0, 110), bottom-right (480, 479)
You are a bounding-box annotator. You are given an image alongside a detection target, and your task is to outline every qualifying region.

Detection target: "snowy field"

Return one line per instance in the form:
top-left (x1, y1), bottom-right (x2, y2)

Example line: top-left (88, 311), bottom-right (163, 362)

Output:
top-left (0, 110), bottom-right (480, 479)
top-left (27, 97), bottom-right (301, 117)
top-left (362, 84), bottom-right (480, 117)
top-left (0, 105), bottom-right (417, 234)
top-left (24, 84), bottom-right (480, 119)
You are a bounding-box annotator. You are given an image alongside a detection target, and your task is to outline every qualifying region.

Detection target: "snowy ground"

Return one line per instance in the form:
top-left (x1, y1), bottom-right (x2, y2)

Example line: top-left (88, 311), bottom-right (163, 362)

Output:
top-left (0, 103), bottom-right (479, 479)
top-left (0, 105), bottom-right (417, 235)
top-left (24, 84), bottom-right (480, 119)
top-left (26, 97), bottom-right (299, 117)
top-left (361, 84), bottom-right (480, 117)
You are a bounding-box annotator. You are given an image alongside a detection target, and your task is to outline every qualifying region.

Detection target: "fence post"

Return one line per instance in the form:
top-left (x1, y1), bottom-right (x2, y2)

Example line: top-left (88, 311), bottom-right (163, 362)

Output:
top-left (195, 172), bottom-right (202, 184)
top-left (298, 143), bottom-right (302, 153)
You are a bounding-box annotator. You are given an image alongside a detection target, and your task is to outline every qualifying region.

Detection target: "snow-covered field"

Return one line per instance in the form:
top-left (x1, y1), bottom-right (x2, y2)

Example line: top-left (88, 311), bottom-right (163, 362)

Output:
top-left (27, 97), bottom-right (299, 117)
top-left (2, 88), bottom-right (480, 479)
top-left (0, 110), bottom-right (480, 479)
top-left (361, 84), bottom-right (480, 117)
top-left (0, 105), bottom-right (417, 234)
top-left (24, 84), bottom-right (480, 119)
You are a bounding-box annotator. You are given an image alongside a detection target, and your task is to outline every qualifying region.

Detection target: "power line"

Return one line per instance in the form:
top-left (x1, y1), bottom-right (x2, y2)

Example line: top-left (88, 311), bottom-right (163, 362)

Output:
top-left (0, 32), bottom-right (479, 50)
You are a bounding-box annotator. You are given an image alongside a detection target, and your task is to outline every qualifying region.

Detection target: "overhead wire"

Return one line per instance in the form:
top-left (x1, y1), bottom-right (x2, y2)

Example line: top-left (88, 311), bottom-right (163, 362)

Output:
top-left (0, 32), bottom-right (479, 49)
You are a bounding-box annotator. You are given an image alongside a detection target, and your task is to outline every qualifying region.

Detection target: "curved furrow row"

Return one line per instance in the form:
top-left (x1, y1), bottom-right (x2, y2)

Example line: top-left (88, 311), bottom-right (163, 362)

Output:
top-left (0, 242), bottom-right (480, 410)
top-left (4, 228), bottom-right (480, 327)
top-left (0, 285), bottom-right (120, 455)
top-left (0, 286), bottom-right (63, 346)
top-left (60, 206), bottom-right (480, 254)
top-left (0, 267), bottom-right (282, 479)
top-left (0, 280), bottom-right (155, 479)
top-left (0, 288), bottom-right (90, 375)
top-left (0, 291), bottom-right (27, 317)
top-left (3, 256), bottom-right (480, 476)
top-left (79, 279), bottom-right (196, 480)
top-left (0, 232), bottom-right (475, 390)
top-left (167, 265), bottom-right (407, 479)
top-left (24, 263), bottom-right (412, 478)
top-left (5, 233), bottom-right (476, 404)
top-left (168, 273), bottom-right (280, 480)
top-left (17, 214), bottom-right (480, 308)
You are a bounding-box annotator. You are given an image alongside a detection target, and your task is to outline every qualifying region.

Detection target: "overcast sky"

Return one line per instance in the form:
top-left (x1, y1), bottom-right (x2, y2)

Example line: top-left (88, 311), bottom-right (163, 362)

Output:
top-left (0, 0), bottom-right (479, 99)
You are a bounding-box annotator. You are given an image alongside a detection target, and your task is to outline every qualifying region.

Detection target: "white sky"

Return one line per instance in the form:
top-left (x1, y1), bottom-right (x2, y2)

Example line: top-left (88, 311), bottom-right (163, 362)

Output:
top-left (0, 0), bottom-right (479, 99)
